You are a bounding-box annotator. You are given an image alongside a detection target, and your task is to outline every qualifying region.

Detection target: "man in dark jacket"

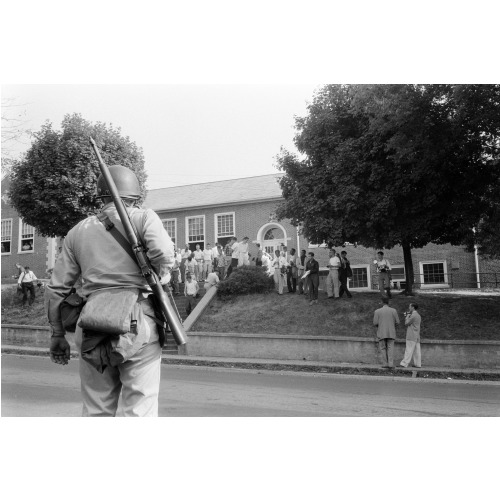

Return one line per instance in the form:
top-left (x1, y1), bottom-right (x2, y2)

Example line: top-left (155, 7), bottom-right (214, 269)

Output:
top-left (339, 250), bottom-right (353, 298)
top-left (305, 252), bottom-right (320, 305)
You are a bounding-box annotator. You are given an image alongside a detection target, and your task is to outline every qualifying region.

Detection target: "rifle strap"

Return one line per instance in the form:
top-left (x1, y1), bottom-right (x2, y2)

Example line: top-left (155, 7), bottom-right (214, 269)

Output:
top-left (96, 212), bottom-right (137, 265)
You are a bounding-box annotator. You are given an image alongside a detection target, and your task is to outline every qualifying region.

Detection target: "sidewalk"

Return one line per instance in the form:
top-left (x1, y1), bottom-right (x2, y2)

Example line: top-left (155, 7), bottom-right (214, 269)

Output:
top-left (3, 344), bottom-right (500, 382)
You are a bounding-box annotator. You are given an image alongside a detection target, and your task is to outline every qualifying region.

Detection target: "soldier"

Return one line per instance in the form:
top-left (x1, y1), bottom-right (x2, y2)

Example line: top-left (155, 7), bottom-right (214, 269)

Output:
top-left (45, 165), bottom-right (174, 417)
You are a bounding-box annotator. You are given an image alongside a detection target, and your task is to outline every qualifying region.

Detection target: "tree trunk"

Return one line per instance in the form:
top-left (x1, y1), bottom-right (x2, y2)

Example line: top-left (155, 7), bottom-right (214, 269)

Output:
top-left (402, 242), bottom-right (415, 295)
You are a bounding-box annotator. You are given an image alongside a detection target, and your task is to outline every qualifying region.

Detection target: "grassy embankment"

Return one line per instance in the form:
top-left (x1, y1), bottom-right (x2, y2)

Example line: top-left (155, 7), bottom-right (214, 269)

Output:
top-left (193, 290), bottom-right (500, 340)
top-left (2, 285), bottom-right (500, 341)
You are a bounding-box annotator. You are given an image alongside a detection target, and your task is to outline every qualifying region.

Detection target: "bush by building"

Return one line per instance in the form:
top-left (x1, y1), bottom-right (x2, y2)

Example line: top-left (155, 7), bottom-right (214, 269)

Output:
top-left (217, 266), bottom-right (275, 297)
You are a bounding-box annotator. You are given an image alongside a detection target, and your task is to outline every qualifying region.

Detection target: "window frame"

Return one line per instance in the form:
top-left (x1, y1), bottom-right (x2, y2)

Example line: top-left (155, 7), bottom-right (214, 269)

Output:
top-left (18, 218), bottom-right (35, 254)
top-left (349, 264), bottom-right (371, 290)
top-left (185, 214), bottom-right (205, 250)
top-left (419, 260), bottom-right (449, 288)
top-left (1, 218), bottom-right (13, 255)
top-left (161, 218), bottom-right (177, 246)
top-left (214, 211), bottom-right (235, 244)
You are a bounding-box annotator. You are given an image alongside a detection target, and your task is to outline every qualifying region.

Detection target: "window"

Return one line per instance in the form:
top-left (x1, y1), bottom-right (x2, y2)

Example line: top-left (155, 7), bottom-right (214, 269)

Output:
top-left (390, 265), bottom-right (406, 281)
top-left (186, 215), bottom-right (205, 251)
top-left (349, 265), bottom-right (371, 289)
top-left (19, 219), bottom-right (34, 253)
top-left (264, 227), bottom-right (284, 240)
top-left (161, 218), bottom-right (177, 246)
top-left (215, 212), bottom-right (235, 249)
top-left (419, 260), bottom-right (449, 288)
top-left (1, 219), bottom-right (12, 254)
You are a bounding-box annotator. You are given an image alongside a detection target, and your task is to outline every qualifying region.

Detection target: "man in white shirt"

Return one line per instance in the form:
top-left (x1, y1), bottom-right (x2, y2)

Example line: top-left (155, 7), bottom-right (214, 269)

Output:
top-left (184, 273), bottom-right (199, 316)
top-left (18, 265), bottom-right (38, 306)
top-left (226, 237), bottom-right (239, 278)
top-left (400, 303), bottom-right (422, 368)
top-left (326, 249), bottom-right (341, 299)
top-left (202, 243), bottom-right (214, 280)
top-left (374, 251), bottom-right (393, 298)
top-left (237, 237), bottom-right (250, 267)
top-left (204, 270), bottom-right (220, 290)
top-left (193, 244), bottom-right (203, 281)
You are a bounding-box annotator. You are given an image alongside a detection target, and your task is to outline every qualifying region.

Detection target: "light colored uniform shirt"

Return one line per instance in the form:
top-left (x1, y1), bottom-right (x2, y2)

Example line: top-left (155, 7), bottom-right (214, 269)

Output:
top-left (405, 311), bottom-right (421, 342)
top-left (18, 270), bottom-right (37, 283)
top-left (45, 203), bottom-right (174, 336)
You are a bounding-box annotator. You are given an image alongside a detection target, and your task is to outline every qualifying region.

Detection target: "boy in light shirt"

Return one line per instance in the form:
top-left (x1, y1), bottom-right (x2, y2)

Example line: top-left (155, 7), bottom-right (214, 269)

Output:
top-left (184, 273), bottom-right (199, 316)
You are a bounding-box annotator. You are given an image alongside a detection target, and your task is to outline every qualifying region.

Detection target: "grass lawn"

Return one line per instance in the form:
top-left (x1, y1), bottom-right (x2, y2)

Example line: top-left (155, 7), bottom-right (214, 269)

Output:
top-left (3, 284), bottom-right (499, 341)
top-left (192, 290), bottom-right (500, 341)
top-left (1, 285), bottom-right (50, 326)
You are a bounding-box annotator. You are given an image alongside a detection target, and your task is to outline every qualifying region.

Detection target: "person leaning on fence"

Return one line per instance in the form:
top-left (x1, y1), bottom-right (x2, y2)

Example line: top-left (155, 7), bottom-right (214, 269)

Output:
top-left (375, 251), bottom-right (392, 298)
top-left (204, 269), bottom-right (220, 290)
top-left (400, 303), bottom-right (422, 368)
top-left (184, 273), bottom-right (199, 316)
top-left (45, 165), bottom-right (175, 417)
top-left (18, 265), bottom-right (38, 306)
top-left (373, 297), bottom-right (400, 368)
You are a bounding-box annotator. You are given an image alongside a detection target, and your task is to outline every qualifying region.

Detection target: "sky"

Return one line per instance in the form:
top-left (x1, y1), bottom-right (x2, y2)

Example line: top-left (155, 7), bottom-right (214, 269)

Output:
top-left (2, 84), bottom-right (319, 189)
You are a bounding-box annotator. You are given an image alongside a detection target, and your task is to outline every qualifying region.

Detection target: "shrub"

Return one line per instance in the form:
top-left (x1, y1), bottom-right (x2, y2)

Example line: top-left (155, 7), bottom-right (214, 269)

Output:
top-left (217, 266), bottom-right (275, 297)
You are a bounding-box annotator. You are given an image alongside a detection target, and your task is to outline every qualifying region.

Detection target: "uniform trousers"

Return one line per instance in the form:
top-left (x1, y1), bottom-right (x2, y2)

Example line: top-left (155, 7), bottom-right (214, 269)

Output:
top-left (378, 338), bottom-right (395, 367)
top-left (75, 300), bottom-right (162, 417)
top-left (326, 269), bottom-right (340, 298)
top-left (400, 340), bottom-right (421, 368)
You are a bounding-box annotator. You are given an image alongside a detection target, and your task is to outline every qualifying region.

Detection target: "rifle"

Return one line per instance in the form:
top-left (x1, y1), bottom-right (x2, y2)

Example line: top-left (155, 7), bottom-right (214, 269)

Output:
top-left (89, 136), bottom-right (187, 346)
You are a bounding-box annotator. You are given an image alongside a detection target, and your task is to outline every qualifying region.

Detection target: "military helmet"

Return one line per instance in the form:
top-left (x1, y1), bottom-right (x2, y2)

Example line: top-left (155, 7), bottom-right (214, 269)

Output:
top-left (96, 165), bottom-right (141, 200)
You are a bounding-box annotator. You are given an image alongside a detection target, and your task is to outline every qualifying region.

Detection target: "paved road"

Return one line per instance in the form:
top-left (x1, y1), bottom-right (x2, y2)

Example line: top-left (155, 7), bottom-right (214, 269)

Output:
top-left (2, 354), bottom-right (499, 417)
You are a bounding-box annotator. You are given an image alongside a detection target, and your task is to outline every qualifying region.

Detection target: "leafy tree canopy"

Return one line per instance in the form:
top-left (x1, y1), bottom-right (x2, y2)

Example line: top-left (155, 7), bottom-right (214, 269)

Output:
top-left (8, 113), bottom-right (147, 237)
top-left (275, 84), bottom-right (500, 291)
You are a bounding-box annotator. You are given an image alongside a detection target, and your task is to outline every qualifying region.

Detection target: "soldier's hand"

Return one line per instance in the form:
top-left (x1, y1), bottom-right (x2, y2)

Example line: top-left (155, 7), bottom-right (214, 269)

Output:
top-left (50, 337), bottom-right (71, 365)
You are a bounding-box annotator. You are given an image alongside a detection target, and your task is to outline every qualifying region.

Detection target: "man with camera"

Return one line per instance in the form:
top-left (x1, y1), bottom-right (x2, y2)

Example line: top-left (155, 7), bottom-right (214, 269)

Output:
top-left (400, 303), bottom-right (422, 368)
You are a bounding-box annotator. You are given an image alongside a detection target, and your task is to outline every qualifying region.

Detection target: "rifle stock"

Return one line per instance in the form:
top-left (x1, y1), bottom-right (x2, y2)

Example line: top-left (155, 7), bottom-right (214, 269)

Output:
top-left (89, 136), bottom-right (187, 346)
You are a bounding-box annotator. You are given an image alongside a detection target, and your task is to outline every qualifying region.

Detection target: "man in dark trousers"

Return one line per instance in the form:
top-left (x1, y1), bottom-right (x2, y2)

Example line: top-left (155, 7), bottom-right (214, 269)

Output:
top-left (338, 250), bottom-right (353, 298)
top-left (373, 297), bottom-right (400, 368)
top-left (18, 265), bottom-right (38, 306)
top-left (305, 252), bottom-right (319, 305)
top-left (297, 249), bottom-right (308, 295)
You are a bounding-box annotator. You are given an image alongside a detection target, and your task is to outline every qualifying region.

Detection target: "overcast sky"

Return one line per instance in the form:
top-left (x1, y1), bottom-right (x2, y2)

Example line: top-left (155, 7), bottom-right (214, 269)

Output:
top-left (2, 84), bottom-right (319, 189)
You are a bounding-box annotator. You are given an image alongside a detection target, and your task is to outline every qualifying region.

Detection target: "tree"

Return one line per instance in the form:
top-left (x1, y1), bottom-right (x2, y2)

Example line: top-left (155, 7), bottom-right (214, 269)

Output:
top-left (275, 85), bottom-right (500, 294)
top-left (8, 113), bottom-right (147, 237)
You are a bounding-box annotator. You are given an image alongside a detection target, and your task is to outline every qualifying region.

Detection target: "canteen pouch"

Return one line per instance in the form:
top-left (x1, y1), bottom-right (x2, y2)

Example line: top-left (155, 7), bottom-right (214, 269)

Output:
top-left (60, 289), bottom-right (86, 333)
top-left (78, 288), bottom-right (141, 334)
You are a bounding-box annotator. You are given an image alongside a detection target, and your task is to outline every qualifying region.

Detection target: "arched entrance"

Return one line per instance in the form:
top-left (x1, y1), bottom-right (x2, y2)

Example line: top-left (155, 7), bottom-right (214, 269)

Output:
top-left (257, 223), bottom-right (287, 257)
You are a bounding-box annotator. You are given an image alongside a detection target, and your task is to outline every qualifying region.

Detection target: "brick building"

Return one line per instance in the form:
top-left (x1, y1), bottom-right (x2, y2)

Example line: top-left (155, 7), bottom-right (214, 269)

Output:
top-left (144, 173), bottom-right (500, 291)
top-left (2, 173), bottom-right (500, 289)
top-left (1, 177), bottom-right (57, 282)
